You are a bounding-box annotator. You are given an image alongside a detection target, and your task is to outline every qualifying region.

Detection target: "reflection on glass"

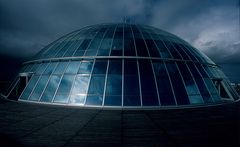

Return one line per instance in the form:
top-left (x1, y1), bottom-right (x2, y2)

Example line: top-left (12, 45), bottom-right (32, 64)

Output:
top-left (177, 62), bottom-right (203, 104)
top-left (53, 62), bottom-right (69, 74)
top-left (19, 75), bottom-right (40, 100)
top-left (65, 61), bottom-right (80, 74)
top-left (29, 75), bottom-right (49, 101)
top-left (153, 62), bottom-right (175, 105)
top-left (54, 75), bottom-right (75, 103)
top-left (139, 60), bottom-right (159, 106)
top-left (78, 61), bottom-right (93, 74)
top-left (92, 60), bottom-right (107, 74)
top-left (40, 75), bottom-right (61, 102)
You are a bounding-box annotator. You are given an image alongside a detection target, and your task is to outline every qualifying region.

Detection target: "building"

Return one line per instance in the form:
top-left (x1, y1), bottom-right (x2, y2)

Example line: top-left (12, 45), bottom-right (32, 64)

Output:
top-left (0, 23), bottom-right (239, 146)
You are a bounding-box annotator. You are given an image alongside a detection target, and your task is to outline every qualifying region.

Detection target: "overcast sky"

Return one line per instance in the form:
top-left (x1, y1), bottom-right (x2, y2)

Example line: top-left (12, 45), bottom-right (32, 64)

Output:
top-left (0, 0), bottom-right (239, 82)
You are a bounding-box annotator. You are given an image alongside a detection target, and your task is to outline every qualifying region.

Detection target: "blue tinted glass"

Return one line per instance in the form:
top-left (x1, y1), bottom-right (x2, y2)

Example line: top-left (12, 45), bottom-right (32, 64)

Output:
top-left (106, 75), bottom-right (122, 95)
top-left (54, 75), bottom-right (75, 103)
top-left (153, 62), bottom-right (176, 105)
top-left (195, 64), bottom-right (209, 78)
top-left (108, 60), bottom-right (122, 74)
top-left (203, 78), bottom-right (220, 102)
top-left (104, 96), bottom-right (122, 106)
top-left (77, 39), bottom-right (91, 50)
top-left (145, 39), bottom-right (160, 57)
top-left (111, 26), bottom-right (123, 56)
top-left (124, 25), bottom-right (136, 56)
top-left (78, 61), bottom-right (93, 74)
top-left (19, 75), bottom-right (40, 100)
top-left (35, 63), bottom-right (49, 75)
top-left (166, 62), bottom-right (189, 105)
top-left (64, 40), bottom-right (82, 57)
top-left (88, 38), bottom-right (102, 50)
top-left (85, 95), bottom-right (103, 106)
top-left (187, 63), bottom-right (213, 103)
top-left (123, 60), bottom-right (141, 106)
top-left (138, 60), bottom-right (159, 106)
top-left (178, 44), bottom-right (198, 61)
top-left (163, 41), bottom-right (182, 59)
top-left (172, 43), bottom-right (190, 60)
top-left (40, 75), bottom-right (61, 102)
top-left (65, 61), bottom-right (80, 74)
top-left (84, 50), bottom-right (97, 56)
top-left (71, 76), bottom-right (90, 94)
top-left (88, 76), bottom-right (105, 95)
top-left (176, 62), bottom-right (203, 104)
top-left (43, 62), bottom-right (58, 74)
top-left (134, 39), bottom-right (149, 57)
top-left (69, 95), bottom-right (86, 104)
top-left (92, 60), bottom-right (107, 74)
top-left (29, 75), bottom-right (49, 101)
top-left (154, 40), bottom-right (172, 58)
top-left (53, 62), bottom-right (69, 74)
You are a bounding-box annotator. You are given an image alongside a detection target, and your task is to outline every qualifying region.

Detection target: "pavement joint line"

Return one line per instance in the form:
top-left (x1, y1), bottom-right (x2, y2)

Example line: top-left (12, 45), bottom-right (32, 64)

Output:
top-left (21, 108), bottom-right (78, 138)
top-left (62, 110), bottom-right (102, 147)
top-left (143, 111), bottom-right (180, 147)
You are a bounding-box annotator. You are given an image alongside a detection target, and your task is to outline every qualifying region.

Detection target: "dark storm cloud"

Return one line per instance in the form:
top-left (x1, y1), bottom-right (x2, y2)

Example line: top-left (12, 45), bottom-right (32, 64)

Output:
top-left (0, 0), bottom-right (239, 81)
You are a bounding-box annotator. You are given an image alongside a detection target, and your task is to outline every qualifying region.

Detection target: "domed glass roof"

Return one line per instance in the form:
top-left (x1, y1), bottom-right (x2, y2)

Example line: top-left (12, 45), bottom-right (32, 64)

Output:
top-left (9, 23), bottom-right (238, 108)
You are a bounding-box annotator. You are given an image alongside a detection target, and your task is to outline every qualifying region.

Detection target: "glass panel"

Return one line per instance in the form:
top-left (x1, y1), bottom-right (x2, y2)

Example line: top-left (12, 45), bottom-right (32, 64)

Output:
top-left (85, 95), bottom-right (103, 106)
top-left (53, 75), bottom-right (75, 103)
top-left (124, 25), bottom-right (136, 56)
top-left (88, 76), bottom-right (105, 95)
top-left (77, 39), bottom-right (91, 50)
top-left (29, 75), bottom-right (50, 101)
top-left (71, 76), bottom-right (90, 95)
top-left (154, 40), bottom-right (172, 58)
top-left (153, 62), bottom-right (176, 105)
top-left (105, 75), bottom-right (122, 96)
top-left (19, 75), bottom-right (40, 100)
top-left (172, 43), bottom-right (190, 60)
top-left (43, 62), bottom-right (58, 74)
top-left (177, 62), bottom-right (203, 104)
top-left (123, 60), bottom-right (141, 106)
top-left (53, 62), bottom-right (69, 74)
top-left (40, 75), bottom-right (61, 102)
top-left (139, 60), bottom-right (159, 106)
top-left (134, 39), bottom-right (149, 56)
top-left (178, 44), bottom-right (198, 61)
top-left (92, 60), bottom-right (107, 74)
top-left (163, 41), bottom-right (182, 59)
top-left (78, 61), bottom-right (93, 74)
top-left (187, 63), bottom-right (213, 103)
top-left (69, 95), bottom-right (86, 104)
top-left (65, 61), bottom-right (80, 74)
top-left (104, 96), bottom-right (122, 106)
top-left (145, 39), bottom-right (160, 57)
top-left (166, 62), bottom-right (189, 105)
top-left (35, 63), bottom-right (49, 75)
top-left (204, 78), bottom-right (221, 102)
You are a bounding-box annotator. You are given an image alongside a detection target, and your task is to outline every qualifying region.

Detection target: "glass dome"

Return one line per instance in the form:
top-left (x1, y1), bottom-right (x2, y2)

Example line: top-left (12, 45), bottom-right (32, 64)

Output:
top-left (7, 23), bottom-right (238, 108)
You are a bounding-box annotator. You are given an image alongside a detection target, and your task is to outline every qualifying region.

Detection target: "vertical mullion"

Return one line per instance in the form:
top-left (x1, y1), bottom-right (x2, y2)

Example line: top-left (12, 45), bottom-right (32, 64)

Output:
top-left (95, 25), bottom-right (111, 56)
top-left (66, 60), bottom-right (82, 104)
top-left (130, 24), bottom-right (142, 106)
top-left (102, 60), bottom-right (110, 107)
top-left (136, 25), bottom-right (161, 106)
top-left (163, 62), bottom-right (178, 105)
top-left (51, 61), bottom-right (70, 103)
top-left (83, 59), bottom-right (96, 106)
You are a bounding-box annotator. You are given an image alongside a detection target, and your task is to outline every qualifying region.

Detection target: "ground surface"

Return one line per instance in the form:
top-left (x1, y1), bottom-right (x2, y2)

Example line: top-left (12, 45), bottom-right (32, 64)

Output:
top-left (0, 97), bottom-right (239, 147)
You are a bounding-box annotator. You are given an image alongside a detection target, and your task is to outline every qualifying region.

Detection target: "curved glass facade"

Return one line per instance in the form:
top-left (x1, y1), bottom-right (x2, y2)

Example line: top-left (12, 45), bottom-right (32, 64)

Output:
top-left (15, 23), bottom-right (238, 108)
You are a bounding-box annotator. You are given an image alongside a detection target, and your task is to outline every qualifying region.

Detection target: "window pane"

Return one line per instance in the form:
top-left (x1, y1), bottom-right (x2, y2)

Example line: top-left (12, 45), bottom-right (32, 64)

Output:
top-left (177, 62), bottom-right (203, 104)
top-left (69, 95), bottom-right (86, 104)
top-left (187, 63), bottom-right (213, 103)
top-left (134, 39), bottom-right (149, 56)
top-left (163, 41), bottom-right (182, 59)
top-left (85, 95), bottom-right (103, 106)
top-left (154, 40), bottom-right (172, 58)
top-left (40, 75), bottom-right (61, 102)
top-left (54, 75), bottom-right (75, 103)
top-left (88, 76), bottom-right (105, 97)
top-left (78, 61), bottom-right (93, 74)
top-left (105, 75), bottom-right (122, 95)
top-left (43, 62), bottom-right (58, 74)
top-left (172, 43), bottom-right (190, 60)
top-left (124, 25), bottom-right (136, 56)
top-left (139, 60), bottom-right (159, 106)
top-left (65, 61), bottom-right (80, 74)
top-left (29, 75), bottom-right (50, 101)
top-left (153, 62), bottom-right (176, 105)
top-left (123, 60), bottom-right (141, 106)
top-left (108, 60), bottom-right (122, 74)
top-left (35, 63), bottom-right (49, 75)
top-left (19, 75), bottom-right (40, 100)
top-left (71, 76), bottom-right (90, 94)
top-left (166, 62), bottom-right (189, 105)
top-left (53, 62), bottom-right (69, 74)
top-left (104, 96), bottom-right (122, 106)
top-left (92, 60), bottom-right (107, 74)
